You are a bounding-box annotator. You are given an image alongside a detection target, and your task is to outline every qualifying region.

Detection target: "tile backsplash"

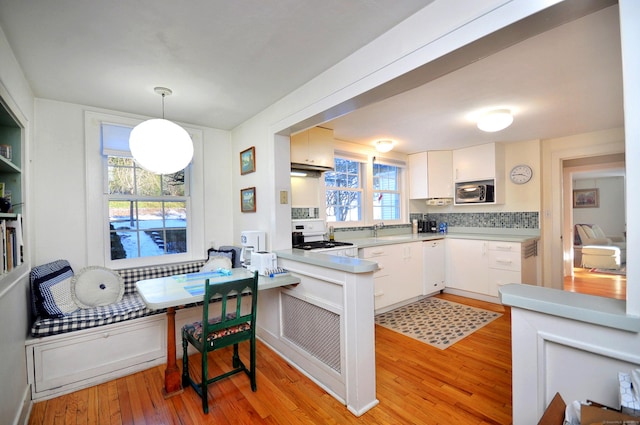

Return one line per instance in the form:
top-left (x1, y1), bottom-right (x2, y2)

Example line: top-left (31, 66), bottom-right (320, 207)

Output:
top-left (409, 211), bottom-right (539, 229)
top-left (292, 207), bottom-right (320, 220)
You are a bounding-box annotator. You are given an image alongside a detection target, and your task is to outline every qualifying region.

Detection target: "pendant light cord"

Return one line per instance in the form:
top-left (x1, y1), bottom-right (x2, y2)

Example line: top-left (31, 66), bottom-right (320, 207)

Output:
top-left (161, 93), bottom-right (166, 119)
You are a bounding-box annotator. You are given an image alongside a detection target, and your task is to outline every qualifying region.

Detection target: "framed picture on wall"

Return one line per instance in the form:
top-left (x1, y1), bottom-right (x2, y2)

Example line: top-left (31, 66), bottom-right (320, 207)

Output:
top-left (241, 187), bottom-right (256, 212)
top-left (240, 146), bottom-right (256, 175)
top-left (573, 188), bottom-right (599, 208)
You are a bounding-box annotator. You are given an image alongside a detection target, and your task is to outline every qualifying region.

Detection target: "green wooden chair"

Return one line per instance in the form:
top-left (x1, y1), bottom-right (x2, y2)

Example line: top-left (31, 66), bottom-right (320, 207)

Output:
top-left (181, 271), bottom-right (259, 413)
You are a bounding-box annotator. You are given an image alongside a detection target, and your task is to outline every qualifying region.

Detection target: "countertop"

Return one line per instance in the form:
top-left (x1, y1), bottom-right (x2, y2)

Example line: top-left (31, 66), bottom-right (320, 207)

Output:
top-left (500, 283), bottom-right (640, 332)
top-left (344, 231), bottom-right (539, 248)
top-left (275, 249), bottom-right (378, 274)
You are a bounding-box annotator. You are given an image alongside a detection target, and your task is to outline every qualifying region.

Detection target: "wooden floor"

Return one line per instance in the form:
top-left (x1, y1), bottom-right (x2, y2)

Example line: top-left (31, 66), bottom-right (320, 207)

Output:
top-left (564, 266), bottom-right (626, 300)
top-left (28, 293), bottom-right (513, 425)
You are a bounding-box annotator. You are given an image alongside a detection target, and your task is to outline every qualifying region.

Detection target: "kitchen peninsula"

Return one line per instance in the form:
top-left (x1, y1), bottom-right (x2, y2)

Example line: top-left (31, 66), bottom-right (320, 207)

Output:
top-left (258, 250), bottom-right (378, 417)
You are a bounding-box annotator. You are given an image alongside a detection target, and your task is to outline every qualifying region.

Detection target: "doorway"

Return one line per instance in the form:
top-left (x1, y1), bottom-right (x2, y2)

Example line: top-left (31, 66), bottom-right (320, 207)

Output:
top-left (561, 153), bottom-right (625, 299)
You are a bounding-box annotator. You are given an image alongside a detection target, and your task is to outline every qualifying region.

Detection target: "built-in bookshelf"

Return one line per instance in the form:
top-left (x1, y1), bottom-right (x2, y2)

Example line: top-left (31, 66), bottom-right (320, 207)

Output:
top-left (0, 99), bottom-right (24, 272)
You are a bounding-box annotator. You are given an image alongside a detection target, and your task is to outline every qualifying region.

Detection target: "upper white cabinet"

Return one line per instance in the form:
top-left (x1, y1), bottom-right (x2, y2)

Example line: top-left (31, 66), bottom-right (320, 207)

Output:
top-left (408, 150), bottom-right (453, 199)
top-left (452, 142), bottom-right (504, 182)
top-left (290, 127), bottom-right (334, 170)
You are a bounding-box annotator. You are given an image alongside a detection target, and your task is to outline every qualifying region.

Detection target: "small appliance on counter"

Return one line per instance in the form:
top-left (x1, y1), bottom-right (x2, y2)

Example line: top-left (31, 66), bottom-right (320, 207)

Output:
top-left (417, 219), bottom-right (438, 233)
top-left (240, 230), bottom-right (266, 266)
top-left (247, 251), bottom-right (288, 276)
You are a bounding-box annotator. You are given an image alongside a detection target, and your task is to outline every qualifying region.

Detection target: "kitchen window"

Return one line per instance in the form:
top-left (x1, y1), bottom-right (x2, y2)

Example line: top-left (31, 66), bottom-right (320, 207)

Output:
top-left (373, 162), bottom-right (401, 221)
top-left (325, 154), bottom-right (405, 225)
top-left (325, 157), bottom-right (363, 222)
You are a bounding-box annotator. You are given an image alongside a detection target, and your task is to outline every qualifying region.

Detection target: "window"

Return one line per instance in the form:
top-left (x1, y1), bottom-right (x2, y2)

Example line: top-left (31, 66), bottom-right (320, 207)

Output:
top-left (325, 155), bottom-right (405, 225)
top-left (373, 163), bottom-right (400, 221)
top-left (325, 158), bottom-right (363, 222)
top-left (85, 118), bottom-right (204, 267)
top-left (107, 155), bottom-right (188, 260)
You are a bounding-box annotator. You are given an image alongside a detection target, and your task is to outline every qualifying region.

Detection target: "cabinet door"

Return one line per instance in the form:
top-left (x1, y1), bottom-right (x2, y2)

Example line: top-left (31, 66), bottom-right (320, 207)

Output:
top-left (427, 151), bottom-right (453, 198)
top-left (423, 239), bottom-right (445, 294)
top-left (408, 152), bottom-right (428, 199)
top-left (446, 238), bottom-right (488, 294)
top-left (290, 127), bottom-right (334, 168)
top-left (488, 269), bottom-right (521, 297)
top-left (452, 143), bottom-right (503, 182)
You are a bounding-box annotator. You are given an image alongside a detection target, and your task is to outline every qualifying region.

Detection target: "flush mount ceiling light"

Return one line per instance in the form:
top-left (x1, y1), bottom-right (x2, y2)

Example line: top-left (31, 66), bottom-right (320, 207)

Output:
top-left (129, 87), bottom-right (193, 174)
top-left (375, 139), bottom-right (394, 153)
top-left (476, 108), bottom-right (513, 132)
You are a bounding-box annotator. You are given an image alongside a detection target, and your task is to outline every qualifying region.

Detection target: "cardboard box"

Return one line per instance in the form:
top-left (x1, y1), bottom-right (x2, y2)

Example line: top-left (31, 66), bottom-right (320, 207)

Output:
top-left (581, 404), bottom-right (639, 424)
top-left (539, 393), bottom-right (566, 425)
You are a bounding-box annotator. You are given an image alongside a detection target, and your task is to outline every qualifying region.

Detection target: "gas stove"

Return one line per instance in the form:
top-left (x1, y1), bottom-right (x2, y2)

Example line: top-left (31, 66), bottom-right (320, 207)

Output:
top-left (292, 240), bottom-right (354, 251)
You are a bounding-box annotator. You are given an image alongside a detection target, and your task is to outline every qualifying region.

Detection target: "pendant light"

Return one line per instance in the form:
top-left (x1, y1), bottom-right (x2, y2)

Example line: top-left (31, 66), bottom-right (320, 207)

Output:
top-left (129, 87), bottom-right (194, 174)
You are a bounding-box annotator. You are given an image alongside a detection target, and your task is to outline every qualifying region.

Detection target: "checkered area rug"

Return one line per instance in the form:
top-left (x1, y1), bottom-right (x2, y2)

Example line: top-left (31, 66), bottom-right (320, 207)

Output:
top-left (374, 297), bottom-right (501, 350)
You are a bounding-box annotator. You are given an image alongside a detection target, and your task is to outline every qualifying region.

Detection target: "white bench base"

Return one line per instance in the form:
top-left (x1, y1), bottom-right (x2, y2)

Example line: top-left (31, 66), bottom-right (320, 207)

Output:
top-left (581, 245), bottom-right (622, 269)
top-left (25, 306), bottom-right (207, 401)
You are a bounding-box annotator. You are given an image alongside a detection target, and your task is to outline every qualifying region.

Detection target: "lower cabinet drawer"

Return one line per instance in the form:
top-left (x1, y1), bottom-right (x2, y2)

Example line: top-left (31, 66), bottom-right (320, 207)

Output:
top-left (31, 315), bottom-right (166, 393)
top-left (488, 269), bottom-right (522, 297)
top-left (489, 250), bottom-right (521, 271)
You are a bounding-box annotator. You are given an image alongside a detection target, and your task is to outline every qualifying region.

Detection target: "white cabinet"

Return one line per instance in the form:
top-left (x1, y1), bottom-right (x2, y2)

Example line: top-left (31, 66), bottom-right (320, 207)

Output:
top-left (446, 238), bottom-right (538, 301)
top-left (360, 242), bottom-right (423, 311)
top-left (408, 150), bottom-right (453, 199)
top-left (452, 142), bottom-right (504, 182)
top-left (423, 239), bottom-right (445, 294)
top-left (446, 238), bottom-right (489, 295)
top-left (290, 126), bottom-right (334, 169)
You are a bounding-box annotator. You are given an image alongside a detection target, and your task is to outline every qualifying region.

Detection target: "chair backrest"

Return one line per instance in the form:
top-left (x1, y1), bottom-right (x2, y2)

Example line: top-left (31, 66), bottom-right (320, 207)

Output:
top-left (202, 271), bottom-right (258, 339)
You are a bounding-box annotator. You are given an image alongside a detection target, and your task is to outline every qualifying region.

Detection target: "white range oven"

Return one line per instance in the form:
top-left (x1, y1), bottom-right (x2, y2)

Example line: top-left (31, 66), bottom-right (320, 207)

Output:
top-left (291, 219), bottom-right (358, 257)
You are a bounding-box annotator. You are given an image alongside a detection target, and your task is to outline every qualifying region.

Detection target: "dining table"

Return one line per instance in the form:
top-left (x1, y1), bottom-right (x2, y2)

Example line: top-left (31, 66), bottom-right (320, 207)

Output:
top-left (136, 267), bottom-right (299, 397)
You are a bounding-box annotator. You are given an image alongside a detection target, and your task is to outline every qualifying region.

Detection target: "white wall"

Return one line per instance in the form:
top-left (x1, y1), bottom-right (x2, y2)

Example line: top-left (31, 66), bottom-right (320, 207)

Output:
top-left (31, 99), bottom-right (235, 270)
top-left (0, 22), bottom-right (33, 425)
top-left (573, 176), bottom-right (626, 238)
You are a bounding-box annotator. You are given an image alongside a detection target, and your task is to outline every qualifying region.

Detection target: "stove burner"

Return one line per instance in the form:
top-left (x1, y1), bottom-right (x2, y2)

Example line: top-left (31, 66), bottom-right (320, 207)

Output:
top-left (293, 241), bottom-right (354, 250)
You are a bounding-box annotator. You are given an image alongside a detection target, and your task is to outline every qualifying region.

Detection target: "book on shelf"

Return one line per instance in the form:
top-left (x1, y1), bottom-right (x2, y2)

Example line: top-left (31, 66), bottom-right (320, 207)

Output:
top-left (0, 144), bottom-right (11, 161)
top-left (1, 214), bottom-right (22, 273)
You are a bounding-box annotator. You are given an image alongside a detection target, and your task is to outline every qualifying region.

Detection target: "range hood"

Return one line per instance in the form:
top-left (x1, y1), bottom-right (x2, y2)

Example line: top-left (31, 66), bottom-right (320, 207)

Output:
top-left (290, 162), bottom-right (334, 172)
top-left (290, 166), bottom-right (323, 178)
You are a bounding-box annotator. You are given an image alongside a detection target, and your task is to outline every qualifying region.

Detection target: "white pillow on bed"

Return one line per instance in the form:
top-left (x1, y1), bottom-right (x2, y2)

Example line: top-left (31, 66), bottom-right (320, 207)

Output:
top-left (71, 266), bottom-right (124, 308)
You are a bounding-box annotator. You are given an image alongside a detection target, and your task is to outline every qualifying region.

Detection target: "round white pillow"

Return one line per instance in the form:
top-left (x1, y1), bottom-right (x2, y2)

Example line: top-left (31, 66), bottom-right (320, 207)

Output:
top-left (71, 266), bottom-right (124, 308)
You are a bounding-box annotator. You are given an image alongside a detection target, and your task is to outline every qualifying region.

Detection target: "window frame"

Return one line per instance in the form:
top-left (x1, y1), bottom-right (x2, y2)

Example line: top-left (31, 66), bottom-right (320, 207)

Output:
top-left (325, 153), bottom-right (406, 227)
top-left (85, 111), bottom-right (205, 268)
top-left (325, 157), bottom-right (365, 226)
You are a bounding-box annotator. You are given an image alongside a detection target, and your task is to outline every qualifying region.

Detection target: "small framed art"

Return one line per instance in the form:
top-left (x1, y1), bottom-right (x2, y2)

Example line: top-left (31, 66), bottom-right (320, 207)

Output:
top-left (241, 187), bottom-right (256, 212)
top-left (240, 146), bottom-right (256, 175)
top-left (573, 188), bottom-right (599, 208)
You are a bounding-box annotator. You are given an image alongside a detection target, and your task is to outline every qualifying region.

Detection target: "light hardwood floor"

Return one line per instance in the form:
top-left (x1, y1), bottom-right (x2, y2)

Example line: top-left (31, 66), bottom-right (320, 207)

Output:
top-left (564, 266), bottom-right (626, 300)
top-left (28, 293), bottom-right (513, 425)
top-left (27, 271), bottom-right (623, 425)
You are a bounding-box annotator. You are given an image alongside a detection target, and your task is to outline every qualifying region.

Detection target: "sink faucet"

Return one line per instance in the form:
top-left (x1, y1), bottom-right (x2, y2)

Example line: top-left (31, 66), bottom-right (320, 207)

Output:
top-left (372, 222), bottom-right (385, 237)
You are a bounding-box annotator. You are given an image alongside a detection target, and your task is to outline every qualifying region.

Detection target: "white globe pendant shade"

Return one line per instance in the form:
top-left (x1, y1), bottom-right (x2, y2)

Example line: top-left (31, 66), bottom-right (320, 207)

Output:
top-left (129, 118), bottom-right (193, 174)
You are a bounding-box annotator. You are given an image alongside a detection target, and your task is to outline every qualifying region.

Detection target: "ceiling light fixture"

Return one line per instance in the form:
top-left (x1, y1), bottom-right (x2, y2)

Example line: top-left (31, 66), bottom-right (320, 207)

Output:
top-left (375, 139), bottom-right (394, 153)
top-left (129, 87), bottom-right (194, 174)
top-left (476, 108), bottom-right (513, 132)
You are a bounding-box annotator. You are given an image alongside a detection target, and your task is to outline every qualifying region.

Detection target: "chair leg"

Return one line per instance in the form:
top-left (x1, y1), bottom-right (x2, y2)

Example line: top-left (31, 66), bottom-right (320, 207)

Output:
top-left (232, 343), bottom-right (240, 368)
top-left (250, 337), bottom-right (257, 392)
top-left (181, 336), bottom-right (189, 387)
top-left (201, 351), bottom-right (209, 414)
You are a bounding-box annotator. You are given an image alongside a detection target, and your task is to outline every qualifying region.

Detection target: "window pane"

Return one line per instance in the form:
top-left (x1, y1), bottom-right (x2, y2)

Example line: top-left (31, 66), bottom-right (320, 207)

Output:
top-left (373, 164), bottom-right (398, 191)
top-left (373, 192), bottom-right (400, 220)
top-left (162, 172), bottom-right (186, 196)
top-left (108, 162), bottom-right (135, 195)
top-left (164, 201), bottom-right (187, 228)
top-left (136, 168), bottom-right (163, 197)
top-left (326, 190), bottom-right (361, 222)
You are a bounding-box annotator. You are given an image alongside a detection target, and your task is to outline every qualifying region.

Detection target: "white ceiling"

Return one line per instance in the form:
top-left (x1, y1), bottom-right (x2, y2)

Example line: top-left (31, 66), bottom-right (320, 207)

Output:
top-left (0, 1), bottom-right (624, 157)
top-left (325, 4), bottom-right (624, 154)
top-left (0, 0), bottom-right (434, 130)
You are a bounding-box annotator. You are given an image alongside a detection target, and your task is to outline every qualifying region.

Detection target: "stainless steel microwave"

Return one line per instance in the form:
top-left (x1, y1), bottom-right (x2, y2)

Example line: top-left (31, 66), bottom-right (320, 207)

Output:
top-left (455, 183), bottom-right (495, 203)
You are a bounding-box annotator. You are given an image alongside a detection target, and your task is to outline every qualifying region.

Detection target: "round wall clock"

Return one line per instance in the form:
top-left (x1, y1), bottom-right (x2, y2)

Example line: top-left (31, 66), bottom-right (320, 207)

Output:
top-left (510, 164), bottom-right (533, 184)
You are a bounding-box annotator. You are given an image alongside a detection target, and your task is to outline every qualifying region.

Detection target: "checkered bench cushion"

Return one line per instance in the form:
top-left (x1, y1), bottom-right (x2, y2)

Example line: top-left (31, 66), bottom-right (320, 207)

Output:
top-left (30, 260), bottom-right (207, 338)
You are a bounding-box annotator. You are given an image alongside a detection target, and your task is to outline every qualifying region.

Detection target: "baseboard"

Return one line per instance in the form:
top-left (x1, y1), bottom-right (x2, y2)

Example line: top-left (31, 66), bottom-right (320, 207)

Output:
top-left (16, 384), bottom-right (31, 425)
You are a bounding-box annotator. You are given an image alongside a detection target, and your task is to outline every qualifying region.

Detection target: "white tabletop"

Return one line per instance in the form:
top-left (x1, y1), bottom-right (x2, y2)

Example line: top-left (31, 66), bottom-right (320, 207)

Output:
top-left (136, 268), bottom-right (300, 310)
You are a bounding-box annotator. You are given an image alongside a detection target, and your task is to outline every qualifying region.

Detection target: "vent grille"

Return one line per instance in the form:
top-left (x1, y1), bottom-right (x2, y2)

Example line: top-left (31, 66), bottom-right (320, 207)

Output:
top-left (281, 293), bottom-right (341, 372)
